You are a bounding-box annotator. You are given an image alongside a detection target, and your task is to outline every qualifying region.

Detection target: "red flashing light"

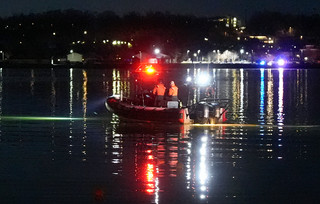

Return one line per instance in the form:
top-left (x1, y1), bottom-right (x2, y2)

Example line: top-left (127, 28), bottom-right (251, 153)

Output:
top-left (145, 66), bottom-right (155, 75)
top-left (135, 64), bottom-right (159, 76)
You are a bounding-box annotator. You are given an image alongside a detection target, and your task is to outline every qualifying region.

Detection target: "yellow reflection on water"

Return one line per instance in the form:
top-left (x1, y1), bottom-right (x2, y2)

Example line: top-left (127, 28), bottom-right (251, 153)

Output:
top-left (82, 70), bottom-right (88, 161)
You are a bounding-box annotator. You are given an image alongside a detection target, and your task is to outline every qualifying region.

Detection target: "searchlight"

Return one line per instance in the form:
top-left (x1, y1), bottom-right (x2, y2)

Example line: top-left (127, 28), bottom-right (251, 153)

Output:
top-left (196, 73), bottom-right (210, 86)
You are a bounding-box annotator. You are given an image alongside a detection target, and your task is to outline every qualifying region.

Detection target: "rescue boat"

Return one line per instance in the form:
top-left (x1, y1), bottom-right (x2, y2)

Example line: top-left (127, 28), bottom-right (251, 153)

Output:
top-left (105, 95), bottom-right (228, 124)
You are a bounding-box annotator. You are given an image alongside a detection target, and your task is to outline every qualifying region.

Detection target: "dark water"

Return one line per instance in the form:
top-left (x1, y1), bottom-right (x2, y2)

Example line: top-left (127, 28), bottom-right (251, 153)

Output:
top-left (0, 67), bottom-right (319, 203)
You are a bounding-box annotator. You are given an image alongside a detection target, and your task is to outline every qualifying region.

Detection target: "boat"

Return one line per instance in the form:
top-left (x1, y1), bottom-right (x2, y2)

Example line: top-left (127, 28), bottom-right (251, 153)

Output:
top-left (105, 95), bottom-right (228, 124)
top-left (105, 62), bottom-right (229, 124)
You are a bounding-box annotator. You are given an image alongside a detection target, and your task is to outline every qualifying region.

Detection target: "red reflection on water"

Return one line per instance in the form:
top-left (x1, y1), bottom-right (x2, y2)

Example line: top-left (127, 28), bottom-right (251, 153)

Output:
top-left (145, 151), bottom-right (156, 194)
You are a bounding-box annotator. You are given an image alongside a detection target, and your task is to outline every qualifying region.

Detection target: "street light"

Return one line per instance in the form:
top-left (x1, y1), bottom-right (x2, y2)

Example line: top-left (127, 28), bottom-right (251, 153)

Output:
top-left (240, 49), bottom-right (244, 62)
top-left (154, 48), bottom-right (160, 54)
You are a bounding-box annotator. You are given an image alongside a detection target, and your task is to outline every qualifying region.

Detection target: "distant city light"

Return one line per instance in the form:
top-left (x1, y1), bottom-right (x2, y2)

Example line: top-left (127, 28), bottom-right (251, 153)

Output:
top-left (154, 48), bottom-right (160, 54)
top-left (277, 59), bottom-right (285, 66)
top-left (259, 60), bottom-right (266, 66)
top-left (186, 76), bottom-right (192, 82)
top-left (83, 31), bottom-right (87, 35)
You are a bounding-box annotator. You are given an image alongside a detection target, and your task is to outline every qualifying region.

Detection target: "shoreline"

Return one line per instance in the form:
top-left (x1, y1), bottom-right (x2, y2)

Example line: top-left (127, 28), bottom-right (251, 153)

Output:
top-left (1, 61), bottom-right (320, 69)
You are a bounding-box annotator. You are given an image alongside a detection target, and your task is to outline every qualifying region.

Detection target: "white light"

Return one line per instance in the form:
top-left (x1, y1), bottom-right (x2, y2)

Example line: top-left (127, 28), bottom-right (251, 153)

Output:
top-left (200, 186), bottom-right (206, 191)
top-left (201, 136), bottom-right (208, 142)
top-left (277, 59), bottom-right (285, 66)
top-left (200, 194), bottom-right (206, 199)
top-left (200, 148), bottom-right (206, 156)
top-left (186, 76), bottom-right (192, 82)
top-left (197, 74), bottom-right (210, 86)
top-left (240, 49), bottom-right (244, 54)
top-left (154, 48), bottom-right (160, 54)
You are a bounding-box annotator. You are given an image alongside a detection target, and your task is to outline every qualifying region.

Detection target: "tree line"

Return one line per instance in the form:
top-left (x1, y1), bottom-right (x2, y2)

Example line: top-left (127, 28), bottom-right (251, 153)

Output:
top-left (0, 9), bottom-right (319, 62)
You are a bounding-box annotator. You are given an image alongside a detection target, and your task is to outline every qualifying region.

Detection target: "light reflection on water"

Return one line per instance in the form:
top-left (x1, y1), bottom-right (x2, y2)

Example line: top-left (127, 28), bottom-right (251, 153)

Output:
top-left (101, 123), bottom-right (319, 203)
top-left (0, 67), bottom-right (319, 203)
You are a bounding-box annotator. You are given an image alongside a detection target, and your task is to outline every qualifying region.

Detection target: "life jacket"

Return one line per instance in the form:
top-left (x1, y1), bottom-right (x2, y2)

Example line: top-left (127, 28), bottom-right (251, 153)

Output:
top-left (169, 85), bottom-right (178, 96)
top-left (153, 83), bottom-right (166, 96)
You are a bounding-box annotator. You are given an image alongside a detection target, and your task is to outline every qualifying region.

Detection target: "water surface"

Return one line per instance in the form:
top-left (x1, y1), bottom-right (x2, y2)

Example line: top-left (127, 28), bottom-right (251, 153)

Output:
top-left (0, 67), bottom-right (319, 203)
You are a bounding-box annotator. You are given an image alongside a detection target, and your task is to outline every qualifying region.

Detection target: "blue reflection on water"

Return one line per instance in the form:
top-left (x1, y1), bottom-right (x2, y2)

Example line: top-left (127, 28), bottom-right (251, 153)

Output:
top-left (259, 68), bottom-right (265, 125)
top-left (0, 68), bottom-right (319, 203)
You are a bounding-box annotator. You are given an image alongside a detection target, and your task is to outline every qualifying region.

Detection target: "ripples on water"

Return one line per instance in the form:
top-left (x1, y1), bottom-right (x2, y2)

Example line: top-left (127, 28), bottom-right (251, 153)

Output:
top-left (0, 67), bottom-right (319, 203)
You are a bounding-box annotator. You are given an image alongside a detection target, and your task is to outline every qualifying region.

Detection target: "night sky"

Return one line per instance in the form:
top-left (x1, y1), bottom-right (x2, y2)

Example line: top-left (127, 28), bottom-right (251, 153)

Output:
top-left (2, 0), bottom-right (320, 19)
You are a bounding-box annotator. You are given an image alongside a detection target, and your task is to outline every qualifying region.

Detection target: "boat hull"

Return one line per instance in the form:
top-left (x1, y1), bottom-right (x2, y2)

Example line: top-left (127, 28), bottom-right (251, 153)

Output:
top-left (105, 96), bottom-right (191, 124)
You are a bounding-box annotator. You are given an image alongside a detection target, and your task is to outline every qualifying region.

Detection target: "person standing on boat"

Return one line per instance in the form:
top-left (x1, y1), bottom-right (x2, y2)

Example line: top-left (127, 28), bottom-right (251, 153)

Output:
top-left (205, 84), bottom-right (215, 98)
top-left (168, 81), bottom-right (179, 101)
top-left (153, 80), bottom-right (166, 106)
